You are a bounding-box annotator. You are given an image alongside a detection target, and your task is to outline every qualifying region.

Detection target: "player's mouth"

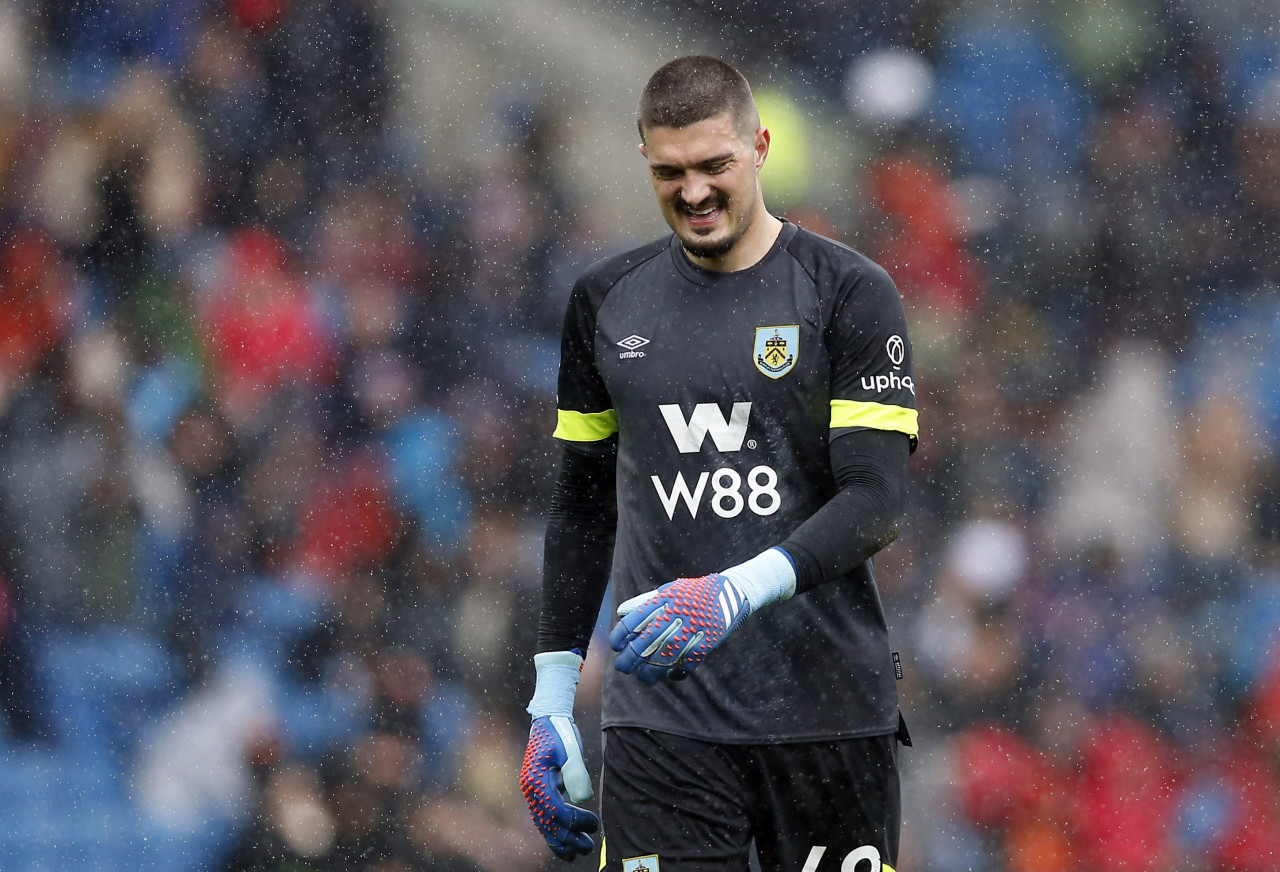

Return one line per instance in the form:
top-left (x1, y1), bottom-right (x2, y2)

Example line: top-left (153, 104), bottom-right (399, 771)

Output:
top-left (680, 198), bottom-right (726, 231)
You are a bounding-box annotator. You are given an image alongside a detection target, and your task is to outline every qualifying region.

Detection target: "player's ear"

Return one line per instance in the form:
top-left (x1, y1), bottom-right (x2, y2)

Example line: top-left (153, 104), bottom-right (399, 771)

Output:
top-left (753, 126), bottom-right (770, 171)
top-left (639, 142), bottom-right (648, 159)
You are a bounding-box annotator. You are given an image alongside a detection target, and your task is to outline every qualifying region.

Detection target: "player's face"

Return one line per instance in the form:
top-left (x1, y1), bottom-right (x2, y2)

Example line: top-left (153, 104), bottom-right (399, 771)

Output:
top-left (641, 112), bottom-right (770, 265)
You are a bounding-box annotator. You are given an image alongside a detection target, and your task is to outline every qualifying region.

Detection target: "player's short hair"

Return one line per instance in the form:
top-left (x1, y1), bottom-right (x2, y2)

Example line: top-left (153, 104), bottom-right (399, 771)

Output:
top-left (637, 56), bottom-right (759, 142)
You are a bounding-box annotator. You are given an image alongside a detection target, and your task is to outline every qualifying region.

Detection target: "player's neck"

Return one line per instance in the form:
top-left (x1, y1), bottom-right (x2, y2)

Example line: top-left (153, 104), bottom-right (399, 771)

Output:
top-left (684, 211), bottom-right (784, 273)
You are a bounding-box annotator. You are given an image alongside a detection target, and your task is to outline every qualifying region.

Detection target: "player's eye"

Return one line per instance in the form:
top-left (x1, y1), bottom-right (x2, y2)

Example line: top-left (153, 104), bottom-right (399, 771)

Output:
top-left (652, 167), bottom-right (681, 181)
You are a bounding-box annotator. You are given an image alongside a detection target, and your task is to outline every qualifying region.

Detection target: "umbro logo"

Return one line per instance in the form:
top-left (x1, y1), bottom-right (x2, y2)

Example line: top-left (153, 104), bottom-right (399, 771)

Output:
top-left (618, 334), bottom-right (650, 359)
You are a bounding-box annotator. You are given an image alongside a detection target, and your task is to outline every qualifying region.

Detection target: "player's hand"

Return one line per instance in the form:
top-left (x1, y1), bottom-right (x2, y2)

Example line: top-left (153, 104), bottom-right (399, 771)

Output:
top-left (609, 573), bottom-right (753, 685)
top-left (520, 713), bottom-right (599, 860)
top-left (522, 650), bottom-right (598, 860)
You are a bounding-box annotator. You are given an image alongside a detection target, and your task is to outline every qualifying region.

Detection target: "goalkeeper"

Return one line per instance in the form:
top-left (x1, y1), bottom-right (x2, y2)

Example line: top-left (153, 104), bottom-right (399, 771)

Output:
top-left (520, 56), bottom-right (918, 872)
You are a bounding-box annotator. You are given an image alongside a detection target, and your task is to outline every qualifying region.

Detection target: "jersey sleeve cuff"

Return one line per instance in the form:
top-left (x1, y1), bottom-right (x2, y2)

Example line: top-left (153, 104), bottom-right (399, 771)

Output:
top-left (774, 540), bottom-right (824, 595)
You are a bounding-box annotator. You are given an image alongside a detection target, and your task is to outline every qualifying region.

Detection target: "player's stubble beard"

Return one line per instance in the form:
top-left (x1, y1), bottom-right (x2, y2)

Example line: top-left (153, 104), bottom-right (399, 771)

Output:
top-left (676, 193), bottom-right (754, 261)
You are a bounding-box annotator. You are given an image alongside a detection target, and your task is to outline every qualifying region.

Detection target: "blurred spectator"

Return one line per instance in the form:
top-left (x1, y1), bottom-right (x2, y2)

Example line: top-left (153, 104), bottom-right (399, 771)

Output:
top-left (198, 226), bottom-right (336, 428)
top-left (1049, 342), bottom-right (1178, 564)
top-left (0, 562), bottom-right (44, 742)
top-left (1235, 72), bottom-right (1280, 287)
top-left (1073, 714), bottom-right (1180, 872)
top-left (1081, 85), bottom-right (1193, 348)
top-left (865, 141), bottom-right (985, 330)
top-left (0, 228), bottom-right (72, 413)
top-left (913, 517), bottom-right (1034, 727)
top-left (221, 763), bottom-right (337, 871)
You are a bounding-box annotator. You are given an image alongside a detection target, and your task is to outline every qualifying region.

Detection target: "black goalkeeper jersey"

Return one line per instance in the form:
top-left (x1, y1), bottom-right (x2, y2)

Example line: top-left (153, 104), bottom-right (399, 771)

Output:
top-left (552, 221), bottom-right (919, 743)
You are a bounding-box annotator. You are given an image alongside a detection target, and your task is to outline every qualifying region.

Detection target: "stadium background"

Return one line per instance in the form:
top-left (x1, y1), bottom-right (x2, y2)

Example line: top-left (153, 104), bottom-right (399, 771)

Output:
top-left (0, 0), bottom-right (1279, 869)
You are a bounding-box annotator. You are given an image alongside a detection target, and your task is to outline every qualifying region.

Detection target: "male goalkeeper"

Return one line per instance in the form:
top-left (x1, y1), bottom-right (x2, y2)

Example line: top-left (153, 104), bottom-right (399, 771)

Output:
top-left (520, 56), bottom-right (918, 872)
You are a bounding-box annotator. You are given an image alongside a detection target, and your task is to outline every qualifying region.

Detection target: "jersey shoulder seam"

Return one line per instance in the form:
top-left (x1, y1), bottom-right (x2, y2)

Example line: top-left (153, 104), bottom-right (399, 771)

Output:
top-left (577, 236), bottom-right (670, 306)
top-left (785, 225), bottom-right (882, 287)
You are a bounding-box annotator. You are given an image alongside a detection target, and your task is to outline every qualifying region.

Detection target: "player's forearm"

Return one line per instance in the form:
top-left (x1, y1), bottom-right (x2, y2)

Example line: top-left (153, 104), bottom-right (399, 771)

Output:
top-left (780, 428), bottom-right (909, 594)
top-left (537, 441), bottom-right (618, 653)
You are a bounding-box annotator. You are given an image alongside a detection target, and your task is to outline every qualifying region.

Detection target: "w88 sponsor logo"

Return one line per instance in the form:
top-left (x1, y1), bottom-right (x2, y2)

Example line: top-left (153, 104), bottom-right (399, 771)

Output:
top-left (651, 401), bottom-right (782, 520)
top-left (651, 465), bottom-right (781, 520)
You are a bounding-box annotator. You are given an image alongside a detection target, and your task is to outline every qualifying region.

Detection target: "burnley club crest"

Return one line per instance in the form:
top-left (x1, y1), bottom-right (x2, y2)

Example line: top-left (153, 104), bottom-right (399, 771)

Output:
top-left (754, 325), bottom-right (799, 379)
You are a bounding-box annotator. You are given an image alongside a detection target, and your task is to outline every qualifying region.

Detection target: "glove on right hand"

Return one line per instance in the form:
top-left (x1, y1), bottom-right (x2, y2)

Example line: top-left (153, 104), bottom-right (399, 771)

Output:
top-left (520, 650), bottom-right (599, 861)
top-left (520, 714), bottom-right (599, 860)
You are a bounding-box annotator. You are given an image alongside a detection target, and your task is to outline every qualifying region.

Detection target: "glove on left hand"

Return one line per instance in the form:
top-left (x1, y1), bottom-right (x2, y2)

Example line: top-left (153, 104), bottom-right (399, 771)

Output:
top-left (609, 547), bottom-right (796, 686)
top-left (608, 572), bottom-right (752, 685)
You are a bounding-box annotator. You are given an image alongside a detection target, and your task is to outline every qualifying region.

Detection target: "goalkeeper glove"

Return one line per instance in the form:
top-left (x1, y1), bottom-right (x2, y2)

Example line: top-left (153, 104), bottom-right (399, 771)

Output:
top-left (609, 547), bottom-right (797, 685)
top-left (519, 650), bottom-right (599, 860)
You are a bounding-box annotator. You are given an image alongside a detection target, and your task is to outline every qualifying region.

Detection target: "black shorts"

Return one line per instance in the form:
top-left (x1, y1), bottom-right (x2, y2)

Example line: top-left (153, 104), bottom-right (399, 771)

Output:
top-left (598, 727), bottom-right (901, 872)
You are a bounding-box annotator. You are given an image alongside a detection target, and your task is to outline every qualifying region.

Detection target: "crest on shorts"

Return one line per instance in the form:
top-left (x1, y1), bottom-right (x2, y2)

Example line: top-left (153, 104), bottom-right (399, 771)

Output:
top-left (754, 325), bottom-right (799, 379)
top-left (623, 856), bottom-right (660, 872)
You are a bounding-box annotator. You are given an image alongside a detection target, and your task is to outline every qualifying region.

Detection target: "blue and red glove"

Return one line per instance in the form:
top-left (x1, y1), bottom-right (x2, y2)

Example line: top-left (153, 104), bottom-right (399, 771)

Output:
top-left (519, 651), bottom-right (599, 861)
top-left (609, 547), bottom-right (797, 685)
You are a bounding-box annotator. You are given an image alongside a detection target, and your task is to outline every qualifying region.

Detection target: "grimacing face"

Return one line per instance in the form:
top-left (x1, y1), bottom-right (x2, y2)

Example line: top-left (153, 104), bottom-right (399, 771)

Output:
top-left (640, 112), bottom-right (770, 266)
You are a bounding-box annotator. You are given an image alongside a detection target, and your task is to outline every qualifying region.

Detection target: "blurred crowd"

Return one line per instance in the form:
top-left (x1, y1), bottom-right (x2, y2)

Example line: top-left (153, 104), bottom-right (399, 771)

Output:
top-left (0, 0), bottom-right (1278, 870)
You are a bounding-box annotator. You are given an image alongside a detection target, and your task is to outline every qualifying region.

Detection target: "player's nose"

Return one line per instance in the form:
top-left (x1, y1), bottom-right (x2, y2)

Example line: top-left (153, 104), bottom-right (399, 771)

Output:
top-left (679, 174), bottom-right (714, 208)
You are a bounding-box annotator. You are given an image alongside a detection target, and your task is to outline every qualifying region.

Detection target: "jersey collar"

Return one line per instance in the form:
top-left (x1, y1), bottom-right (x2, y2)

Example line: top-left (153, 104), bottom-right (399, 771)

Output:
top-left (668, 219), bottom-right (800, 288)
